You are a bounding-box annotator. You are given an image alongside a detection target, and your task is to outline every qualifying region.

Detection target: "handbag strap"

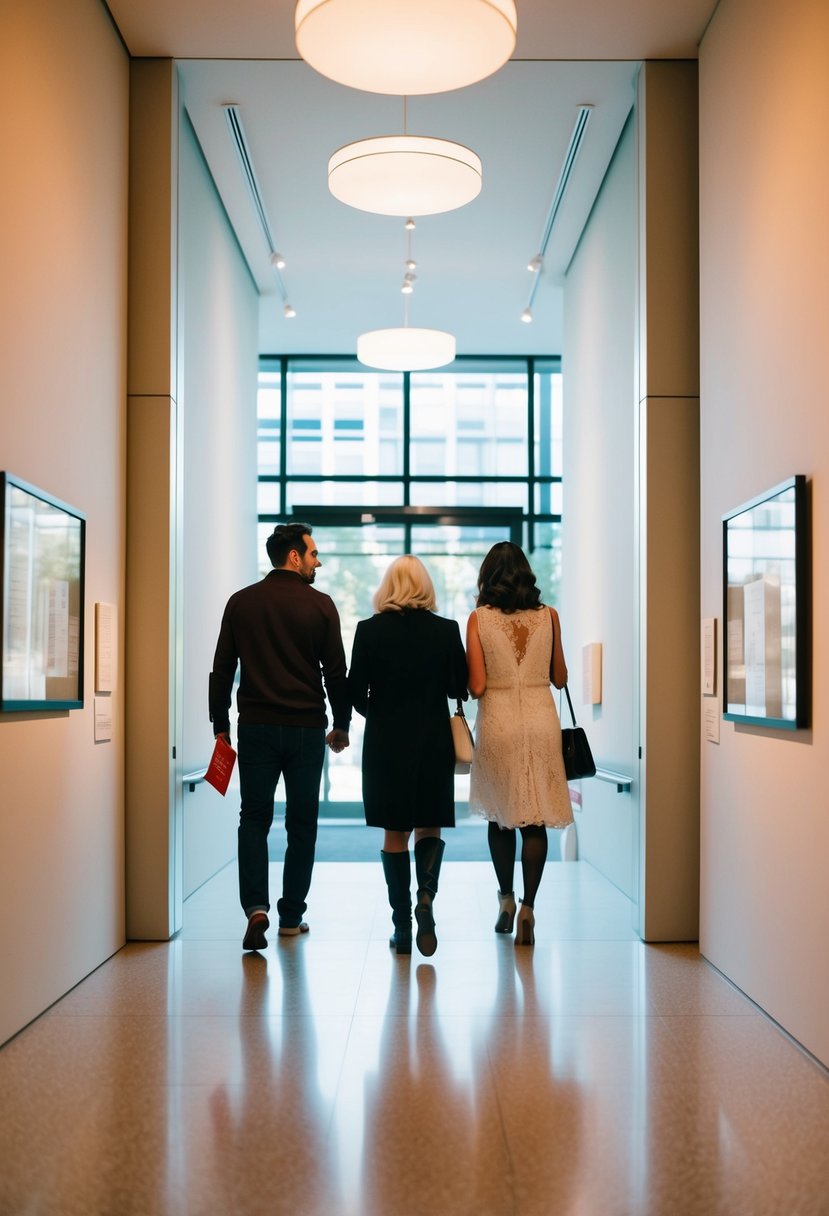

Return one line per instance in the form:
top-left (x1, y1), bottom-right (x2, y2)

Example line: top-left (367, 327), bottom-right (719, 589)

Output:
top-left (550, 618), bottom-right (574, 723)
top-left (455, 699), bottom-right (466, 718)
top-left (562, 684), bottom-right (578, 727)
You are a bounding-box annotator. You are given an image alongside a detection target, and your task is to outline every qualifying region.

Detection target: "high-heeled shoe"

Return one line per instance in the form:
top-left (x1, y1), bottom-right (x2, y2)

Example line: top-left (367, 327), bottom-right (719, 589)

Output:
top-left (495, 890), bottom-right (516, 934)
top-left (515, 902), bottom-right (535, 946)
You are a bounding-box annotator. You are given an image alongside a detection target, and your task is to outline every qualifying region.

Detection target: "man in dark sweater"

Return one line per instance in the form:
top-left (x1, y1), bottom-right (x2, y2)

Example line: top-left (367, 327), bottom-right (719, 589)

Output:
top-left (209, 523), bottom-right (351, 950)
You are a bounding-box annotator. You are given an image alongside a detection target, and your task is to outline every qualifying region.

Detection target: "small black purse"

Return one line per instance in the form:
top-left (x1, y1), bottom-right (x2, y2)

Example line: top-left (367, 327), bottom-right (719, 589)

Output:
top-left (560, 684), bottom-right (596, 780)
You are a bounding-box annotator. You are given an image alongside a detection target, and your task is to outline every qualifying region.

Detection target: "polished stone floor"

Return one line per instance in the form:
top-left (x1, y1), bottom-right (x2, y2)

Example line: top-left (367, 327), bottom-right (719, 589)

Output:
top-left (1, 860), bottom-right (827, 1216)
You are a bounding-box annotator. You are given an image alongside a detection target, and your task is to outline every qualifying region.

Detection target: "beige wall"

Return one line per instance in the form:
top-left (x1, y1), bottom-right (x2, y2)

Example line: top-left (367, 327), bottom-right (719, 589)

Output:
top-left (125, 72), bottom-right (260, 930)
top-left (562, 112), bottom-right (638, 898)
top-left (0, 0), bottom-right (129, 1043)
top-left (125, 60), bottom-right (182, 940)
top-left (699, 0), bottom-right (829, 1064)
top-left (635, 62), bottom-right (700, 941)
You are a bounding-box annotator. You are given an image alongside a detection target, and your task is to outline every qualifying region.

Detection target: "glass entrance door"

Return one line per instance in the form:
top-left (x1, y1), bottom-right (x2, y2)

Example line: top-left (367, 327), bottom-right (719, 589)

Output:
top-left (293, 508), bottom-right (521, 817)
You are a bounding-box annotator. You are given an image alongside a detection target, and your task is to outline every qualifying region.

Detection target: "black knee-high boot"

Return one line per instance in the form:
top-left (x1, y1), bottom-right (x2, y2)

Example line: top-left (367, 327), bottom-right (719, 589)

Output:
top-left (414, 836), bottom-right (445, 957)
top-left (381, 851), bottom-right (412, 954)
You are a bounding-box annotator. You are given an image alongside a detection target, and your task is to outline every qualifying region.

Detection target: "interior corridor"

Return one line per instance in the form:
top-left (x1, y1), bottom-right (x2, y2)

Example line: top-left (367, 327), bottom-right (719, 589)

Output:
top-left (1, 858), bottom-right (827, 1216)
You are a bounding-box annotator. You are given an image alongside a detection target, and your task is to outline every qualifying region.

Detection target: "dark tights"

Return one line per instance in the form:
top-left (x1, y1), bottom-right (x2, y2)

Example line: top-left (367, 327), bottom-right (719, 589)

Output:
top-left (487, 822), bottom-right (549, 909)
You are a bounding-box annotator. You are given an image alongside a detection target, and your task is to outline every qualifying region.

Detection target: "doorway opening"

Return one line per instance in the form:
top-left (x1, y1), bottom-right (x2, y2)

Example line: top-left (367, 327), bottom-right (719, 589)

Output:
top-left (284, 506), bottom-right (520, 828)
top-left (258, 357), bottom-right (564, 859)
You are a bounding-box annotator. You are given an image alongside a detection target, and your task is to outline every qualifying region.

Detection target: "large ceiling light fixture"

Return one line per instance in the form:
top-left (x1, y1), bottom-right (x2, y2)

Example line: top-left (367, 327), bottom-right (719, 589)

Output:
top-left (328, 132), bottom-right (481, 217)
top-left (295, 0), bottom-right (517, 96)
top-left (357, 220), bottom-right (456, 371)
top-left (357, 327), bottom-right (456, 372)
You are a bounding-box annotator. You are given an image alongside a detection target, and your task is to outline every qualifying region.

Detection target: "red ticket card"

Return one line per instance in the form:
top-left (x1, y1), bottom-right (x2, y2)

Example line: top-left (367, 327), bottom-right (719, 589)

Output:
top-left (204, 736), bottom-right (237, 796)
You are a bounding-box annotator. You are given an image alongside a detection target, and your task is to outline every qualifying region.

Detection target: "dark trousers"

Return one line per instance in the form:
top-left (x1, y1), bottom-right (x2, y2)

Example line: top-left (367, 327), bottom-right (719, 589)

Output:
top-left (237, 723), bottom-right (326, 926)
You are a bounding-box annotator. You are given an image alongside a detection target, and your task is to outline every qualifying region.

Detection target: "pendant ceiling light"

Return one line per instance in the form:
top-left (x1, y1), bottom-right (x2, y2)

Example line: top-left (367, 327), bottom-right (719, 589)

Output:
top-left (357, 220), bottom-right (456, 371)
top-left (295, 0), bottom-right (517, 96)
top-left (357, 327), bottom-right (456, 371)
top-left (329, 134), bottom-right (481, 217)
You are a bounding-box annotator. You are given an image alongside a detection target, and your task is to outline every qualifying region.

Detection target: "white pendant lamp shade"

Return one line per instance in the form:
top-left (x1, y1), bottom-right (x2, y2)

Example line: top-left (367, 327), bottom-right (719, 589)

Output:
top-left (295, 0), bottom-right (517, 96)
top-left (357, 327), bottom-right (456, 371)
top-left (328, 135), bottom-right (481, 217)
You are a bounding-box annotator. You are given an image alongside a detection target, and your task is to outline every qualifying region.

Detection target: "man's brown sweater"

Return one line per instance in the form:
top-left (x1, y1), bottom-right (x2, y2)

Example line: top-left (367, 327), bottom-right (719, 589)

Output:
top-left (209, 569), bottom-right (351, 736)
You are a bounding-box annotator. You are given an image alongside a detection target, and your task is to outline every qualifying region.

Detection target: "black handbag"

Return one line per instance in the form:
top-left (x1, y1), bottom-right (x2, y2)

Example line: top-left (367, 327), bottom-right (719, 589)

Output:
top-left (560, 685), bottom-right (596, 780)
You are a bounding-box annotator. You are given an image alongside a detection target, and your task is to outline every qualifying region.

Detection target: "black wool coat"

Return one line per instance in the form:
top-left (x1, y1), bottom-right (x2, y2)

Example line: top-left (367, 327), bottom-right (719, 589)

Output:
top-left (348, 609), bottom-right (469, 830)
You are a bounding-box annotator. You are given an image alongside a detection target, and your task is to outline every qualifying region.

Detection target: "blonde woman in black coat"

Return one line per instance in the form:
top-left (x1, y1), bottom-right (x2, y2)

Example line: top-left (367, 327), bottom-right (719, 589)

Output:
top-left (349, 556), bottom-right (468, 956)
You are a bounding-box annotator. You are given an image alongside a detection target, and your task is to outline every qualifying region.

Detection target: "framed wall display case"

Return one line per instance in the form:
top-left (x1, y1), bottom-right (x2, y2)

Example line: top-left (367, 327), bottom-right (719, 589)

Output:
top-left (1, 472), bottom-right (86, 711)
top-left (722, 474), bottom-right (809, 729)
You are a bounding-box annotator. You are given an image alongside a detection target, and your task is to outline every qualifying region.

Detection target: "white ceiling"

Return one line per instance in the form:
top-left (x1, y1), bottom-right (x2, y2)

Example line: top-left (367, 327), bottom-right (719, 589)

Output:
top-left (106, 1), bottom-right (717, 357)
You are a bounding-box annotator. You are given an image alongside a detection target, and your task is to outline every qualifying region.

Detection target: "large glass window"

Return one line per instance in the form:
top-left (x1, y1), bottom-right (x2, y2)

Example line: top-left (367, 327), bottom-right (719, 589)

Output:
top-left (286, 366), bottom-right (404, 477)
top-left (258, 355), bottom-right (562, 558)
top-left (257, 356), bottom-right (563, 814)
top-left (410, 369), bottom-right (528, 478)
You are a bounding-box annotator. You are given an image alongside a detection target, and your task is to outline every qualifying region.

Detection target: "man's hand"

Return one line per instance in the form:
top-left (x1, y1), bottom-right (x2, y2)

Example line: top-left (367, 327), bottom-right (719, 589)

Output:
top-left (215, 731), bottom-right (232, 746)
top-left (325, 729), bottom-right (349, 753)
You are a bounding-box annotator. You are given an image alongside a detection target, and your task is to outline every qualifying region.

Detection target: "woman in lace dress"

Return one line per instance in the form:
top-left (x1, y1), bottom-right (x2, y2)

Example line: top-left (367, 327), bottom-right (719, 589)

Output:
top-left (466, 542), bottom-right (571, 945)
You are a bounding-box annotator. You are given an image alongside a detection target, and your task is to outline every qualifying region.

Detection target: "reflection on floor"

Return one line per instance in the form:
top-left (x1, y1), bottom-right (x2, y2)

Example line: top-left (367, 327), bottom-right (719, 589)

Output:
top-left (1, 861), bottom-right (828, 1215)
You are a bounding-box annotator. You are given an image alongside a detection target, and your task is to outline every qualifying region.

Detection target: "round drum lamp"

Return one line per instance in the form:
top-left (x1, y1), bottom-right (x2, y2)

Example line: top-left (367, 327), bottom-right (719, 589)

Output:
top-left (328, 135), bottom-right (481, 217)
top-left (295, 0), bottom-right (517, 96)
top-left (357, 327), bottom-right (456, 371)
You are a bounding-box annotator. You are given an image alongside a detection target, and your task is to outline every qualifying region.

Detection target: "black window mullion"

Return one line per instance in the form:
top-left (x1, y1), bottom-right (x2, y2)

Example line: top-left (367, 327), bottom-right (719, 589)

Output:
top-left (257, 356), bottom-right (563, 549)
top-left (527, 357), bottom-right (535, 553)
top-left (280, 355), bottom-right (288, 510)
top-left (403, 371), bottom-right (411, 506)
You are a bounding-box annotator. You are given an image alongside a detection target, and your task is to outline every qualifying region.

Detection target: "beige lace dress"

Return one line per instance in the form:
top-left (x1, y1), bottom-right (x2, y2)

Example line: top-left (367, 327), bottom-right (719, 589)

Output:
top-left (468, 606), bottom-right (573, 829)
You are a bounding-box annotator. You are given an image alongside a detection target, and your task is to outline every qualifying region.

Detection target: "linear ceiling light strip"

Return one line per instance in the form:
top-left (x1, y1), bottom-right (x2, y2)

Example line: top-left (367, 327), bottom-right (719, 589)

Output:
top-left (223, 104), bottom-right (293, 314)
top-left (539, 105), bottom-right (593, 256)
top-left (524, 104), bottom-right (593, 319)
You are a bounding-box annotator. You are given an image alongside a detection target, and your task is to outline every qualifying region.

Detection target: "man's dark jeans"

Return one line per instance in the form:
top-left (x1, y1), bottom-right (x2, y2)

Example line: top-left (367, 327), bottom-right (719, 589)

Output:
top-left (237, 723), bottom-right (326, 926)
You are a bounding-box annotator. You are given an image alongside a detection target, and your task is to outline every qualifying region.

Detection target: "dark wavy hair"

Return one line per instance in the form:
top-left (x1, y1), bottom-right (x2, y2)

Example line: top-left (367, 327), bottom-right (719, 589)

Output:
top-left (476, 542), bottom-right (544, 613)
top-left (266, 522), bottom-right (312, 568)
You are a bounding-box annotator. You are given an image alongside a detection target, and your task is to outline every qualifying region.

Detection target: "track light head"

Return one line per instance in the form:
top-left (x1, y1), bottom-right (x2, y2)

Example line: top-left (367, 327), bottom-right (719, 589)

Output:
top-left (271, 251), bottom-right (286, 270)
top-left (520, 308), bottom-right (533, 324)
top-left (284, 302), bottom-right (296, 318)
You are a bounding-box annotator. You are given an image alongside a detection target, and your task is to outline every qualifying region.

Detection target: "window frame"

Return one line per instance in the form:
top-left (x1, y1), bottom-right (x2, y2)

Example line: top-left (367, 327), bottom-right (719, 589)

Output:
top-left (258, 355), bottom-right (562, 553)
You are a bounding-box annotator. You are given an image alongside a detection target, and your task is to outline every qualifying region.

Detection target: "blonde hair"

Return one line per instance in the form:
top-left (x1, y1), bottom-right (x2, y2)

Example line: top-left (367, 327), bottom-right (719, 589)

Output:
top-left (373, 555), bottom-right (437, 614)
